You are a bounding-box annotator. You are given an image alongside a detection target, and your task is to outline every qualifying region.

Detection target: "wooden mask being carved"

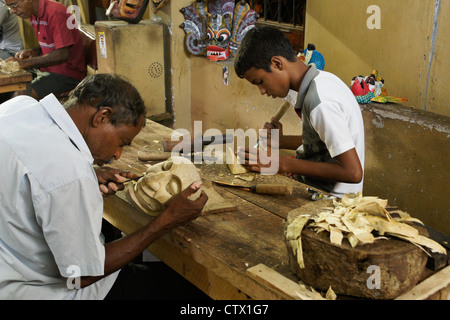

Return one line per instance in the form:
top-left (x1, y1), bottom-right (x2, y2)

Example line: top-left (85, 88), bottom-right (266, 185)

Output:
top-left (126, 156), bottom-right (202, 216)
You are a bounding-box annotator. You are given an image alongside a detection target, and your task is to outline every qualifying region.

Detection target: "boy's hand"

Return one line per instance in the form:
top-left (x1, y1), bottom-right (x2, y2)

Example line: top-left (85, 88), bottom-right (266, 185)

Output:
top-left (237, 146), bottom-right (283, 175)
top-left (95, 166), bottom-right (140, 196)
top-left (162, 182), bottom-right (208, 228)
top-left (260, 118), bottom-right (284, 149)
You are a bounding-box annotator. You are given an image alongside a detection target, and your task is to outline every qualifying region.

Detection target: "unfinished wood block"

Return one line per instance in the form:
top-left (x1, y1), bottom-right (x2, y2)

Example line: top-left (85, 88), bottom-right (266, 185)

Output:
top-left (285, 200), bottom-right (430, 299)
top-left (226, 147), bottom-right (248, 174)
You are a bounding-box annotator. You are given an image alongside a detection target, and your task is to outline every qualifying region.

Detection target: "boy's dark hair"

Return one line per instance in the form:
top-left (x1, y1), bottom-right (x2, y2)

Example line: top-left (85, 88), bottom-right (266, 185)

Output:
top-left (234, 26), bottom-right (297, 78)
top-left (64, 73), bottom-right (147, 127)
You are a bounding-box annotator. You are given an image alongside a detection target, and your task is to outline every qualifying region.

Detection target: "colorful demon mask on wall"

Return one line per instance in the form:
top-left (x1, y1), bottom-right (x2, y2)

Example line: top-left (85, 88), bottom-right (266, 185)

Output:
top-left (180, 0), bottom-right (259, 61)
top-left (106, 0), bottom-right (150, 23)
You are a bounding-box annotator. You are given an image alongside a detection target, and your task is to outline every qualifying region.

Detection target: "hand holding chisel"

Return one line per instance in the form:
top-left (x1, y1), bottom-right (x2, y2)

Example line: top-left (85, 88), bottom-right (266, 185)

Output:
top-left (255, 100), bottom-right (291, 148)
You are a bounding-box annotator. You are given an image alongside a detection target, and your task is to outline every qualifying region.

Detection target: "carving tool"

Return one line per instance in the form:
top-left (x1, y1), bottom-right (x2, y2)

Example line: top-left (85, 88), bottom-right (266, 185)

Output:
top-left (254, 100), bottom-right (291, 148)
top-left (212, 180), bottom-right (293, 195)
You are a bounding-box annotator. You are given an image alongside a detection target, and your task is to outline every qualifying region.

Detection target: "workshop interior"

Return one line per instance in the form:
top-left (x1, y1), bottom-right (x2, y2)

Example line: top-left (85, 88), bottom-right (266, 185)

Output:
top-left (4, 0), bottom-right (450, 301)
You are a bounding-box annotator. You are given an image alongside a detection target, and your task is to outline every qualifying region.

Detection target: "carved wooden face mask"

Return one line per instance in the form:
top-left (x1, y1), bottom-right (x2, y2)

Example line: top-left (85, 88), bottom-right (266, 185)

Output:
top-left (126, 156), bottom-right (201, 216)
top-left (180, 0), bottom-right (259, 60)
top-left (106, 0), bottom-right (149, 23)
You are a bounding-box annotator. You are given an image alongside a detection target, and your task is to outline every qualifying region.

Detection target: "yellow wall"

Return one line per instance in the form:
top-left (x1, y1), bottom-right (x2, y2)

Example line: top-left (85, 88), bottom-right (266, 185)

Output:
top-left (305, 0), bottom-right (450, 116)
top-left (149, 1), bottom-right (194, 130)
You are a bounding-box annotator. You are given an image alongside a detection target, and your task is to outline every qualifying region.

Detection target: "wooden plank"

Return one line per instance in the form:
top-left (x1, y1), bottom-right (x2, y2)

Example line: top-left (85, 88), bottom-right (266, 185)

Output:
top-left (146, 237), bottom-right (253, 300)
top-left (0, 83), bottom-right (27, 94)
top-left (0, 69), bottom-right (33, 86)
top-left (395, 265), bottom-right (450, 300)
top-left (247, 263), bottom-right (326, 300)
top-left (201, 182), bottom-right (237, 215)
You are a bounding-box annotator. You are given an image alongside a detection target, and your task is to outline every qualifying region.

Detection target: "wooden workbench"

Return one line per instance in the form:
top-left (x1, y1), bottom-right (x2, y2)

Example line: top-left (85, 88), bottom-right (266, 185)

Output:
top-left (0, 69), bottom-right (32, 94)
top-left (102, 119), bottom-right (450, 300)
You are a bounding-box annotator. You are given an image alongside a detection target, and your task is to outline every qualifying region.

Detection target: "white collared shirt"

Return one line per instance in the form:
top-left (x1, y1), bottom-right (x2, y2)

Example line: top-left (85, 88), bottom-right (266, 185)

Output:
top-left (0, 94), bottom-right (118, 299)
top-left (294, 64), bottom-right (365, 197)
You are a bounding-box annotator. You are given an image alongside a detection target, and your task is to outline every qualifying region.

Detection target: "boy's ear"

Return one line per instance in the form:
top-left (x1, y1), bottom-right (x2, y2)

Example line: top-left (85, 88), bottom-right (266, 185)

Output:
top-left (92, 106), bottom-right (113, 128)
top-left (270, 56), bottom-right (285, 71)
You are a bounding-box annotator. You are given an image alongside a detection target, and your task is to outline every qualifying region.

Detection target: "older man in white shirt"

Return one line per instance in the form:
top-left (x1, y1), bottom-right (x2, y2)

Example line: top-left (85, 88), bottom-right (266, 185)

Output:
top-left (0, 73), bottom-right (207, 299)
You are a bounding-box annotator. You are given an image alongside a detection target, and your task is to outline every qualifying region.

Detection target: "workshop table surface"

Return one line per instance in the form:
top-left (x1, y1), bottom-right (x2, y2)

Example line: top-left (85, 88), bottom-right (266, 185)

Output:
top-left (102, 119), bottom-right (450, 300)
top-left (0, 69), bottom-right (32, 94)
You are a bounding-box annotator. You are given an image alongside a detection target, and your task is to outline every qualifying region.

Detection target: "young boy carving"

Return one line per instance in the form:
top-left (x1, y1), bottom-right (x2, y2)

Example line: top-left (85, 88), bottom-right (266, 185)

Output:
top-left (234, 26), bottom-right (365, 198)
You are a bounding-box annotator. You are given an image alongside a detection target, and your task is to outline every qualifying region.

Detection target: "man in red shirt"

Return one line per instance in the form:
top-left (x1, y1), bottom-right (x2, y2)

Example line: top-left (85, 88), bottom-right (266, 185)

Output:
top-left (5, 0), bottom-right (86, 99)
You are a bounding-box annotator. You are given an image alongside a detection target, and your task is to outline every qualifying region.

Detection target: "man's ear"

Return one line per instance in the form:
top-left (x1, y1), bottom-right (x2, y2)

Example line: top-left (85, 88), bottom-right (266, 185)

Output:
top-left (270, 56), bottom-right (285, 72)
top-left (92, 106), bottom-right (113, 128)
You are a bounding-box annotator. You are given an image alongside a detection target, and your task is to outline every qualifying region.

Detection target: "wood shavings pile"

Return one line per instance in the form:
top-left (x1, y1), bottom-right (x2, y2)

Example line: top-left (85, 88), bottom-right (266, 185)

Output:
top-left (286, 192), bottom-right (446, 269)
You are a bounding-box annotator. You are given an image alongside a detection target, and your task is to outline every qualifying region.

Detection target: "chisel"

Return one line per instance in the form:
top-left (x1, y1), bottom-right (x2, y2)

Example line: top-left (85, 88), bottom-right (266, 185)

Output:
top-left (212, 180), bottom-right (293, 195)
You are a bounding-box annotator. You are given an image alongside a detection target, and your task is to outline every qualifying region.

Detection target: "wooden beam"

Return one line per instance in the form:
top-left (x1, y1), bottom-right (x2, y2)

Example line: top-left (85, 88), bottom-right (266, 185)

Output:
top-left (246, 263), bottom-right (326, 300)
top-left (0, 83), bottom-right (28, 94)
top-left (395, 265), bottom-right (450, 300)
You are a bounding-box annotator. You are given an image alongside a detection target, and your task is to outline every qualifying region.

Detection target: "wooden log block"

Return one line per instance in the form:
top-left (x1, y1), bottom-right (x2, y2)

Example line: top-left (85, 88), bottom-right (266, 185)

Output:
top-left (285, 200), bottom-right (429, 299)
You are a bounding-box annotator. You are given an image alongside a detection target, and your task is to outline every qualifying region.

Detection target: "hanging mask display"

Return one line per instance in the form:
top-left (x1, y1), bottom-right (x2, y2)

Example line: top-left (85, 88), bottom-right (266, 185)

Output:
top-left (180, 0), bottom-right (259, 61)
top-left (106, 0), bottom-right (150, 23)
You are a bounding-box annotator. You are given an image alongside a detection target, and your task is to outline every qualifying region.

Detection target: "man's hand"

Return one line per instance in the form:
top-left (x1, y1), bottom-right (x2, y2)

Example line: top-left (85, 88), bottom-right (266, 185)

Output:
top-left (94, 166), bottom-right (140, 196)
top-left (161, 181), bottom-right (208, 229)
top-left (15, 49), bottom-right (35, 60)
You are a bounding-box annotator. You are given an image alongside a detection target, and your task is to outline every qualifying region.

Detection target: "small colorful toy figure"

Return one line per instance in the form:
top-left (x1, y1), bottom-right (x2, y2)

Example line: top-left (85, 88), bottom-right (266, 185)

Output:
top-left (106, 0), bottom-right (150, 24)
top-left (350, 70), bottom-right (407, 103)
top-left (298, 43), bottom-right (325, 70)
top-left (180, 0), bottom-right (259, 61)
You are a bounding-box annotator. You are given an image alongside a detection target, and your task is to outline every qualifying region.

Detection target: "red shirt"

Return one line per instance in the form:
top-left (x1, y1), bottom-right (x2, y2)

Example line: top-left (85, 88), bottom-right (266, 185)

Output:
top-left (30, 0), bottom-right (86, 80)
